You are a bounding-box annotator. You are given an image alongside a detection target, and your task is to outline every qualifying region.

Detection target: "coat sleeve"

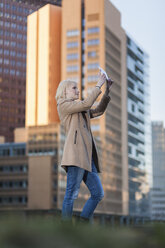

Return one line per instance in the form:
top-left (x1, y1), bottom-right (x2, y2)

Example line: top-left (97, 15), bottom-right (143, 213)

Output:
top-left (89, 93), bottom-right (111, 118)
top-left (60, 87), bottom-right (102, 115)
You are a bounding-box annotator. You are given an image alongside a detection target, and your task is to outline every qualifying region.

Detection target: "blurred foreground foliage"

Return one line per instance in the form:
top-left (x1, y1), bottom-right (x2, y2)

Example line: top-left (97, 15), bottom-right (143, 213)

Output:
top-left (0, 213), bottom-right (165, 248)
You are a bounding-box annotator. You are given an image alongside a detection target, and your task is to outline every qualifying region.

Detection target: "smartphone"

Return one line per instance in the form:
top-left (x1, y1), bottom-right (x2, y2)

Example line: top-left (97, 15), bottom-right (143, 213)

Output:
top-left (98, 66), bottom-right (114, 85)
top-left (98, 66), bottom-right (109, 80)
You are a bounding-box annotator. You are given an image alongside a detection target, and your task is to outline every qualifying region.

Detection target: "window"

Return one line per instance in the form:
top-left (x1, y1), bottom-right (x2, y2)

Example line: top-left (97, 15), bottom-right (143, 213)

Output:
top-left (87, 75), bottom-right (98, 82)
top-left (131, 104), bottom-right (135, 112)
top-left (11, 41), bottom-right (16, 47)
top-left (82, 42), bottom-right (85, 50)
top-left (128, 135), bottom-right (144, 146)
top-left (59, 180), bottom-right (66, 188)
top-left (11, 14), bottom-right (16, 20)
top-left (128, 146), bottom-right (132, 154)
top-left (67, 29), bottom-right (79, 37)
top-left (127, 37), bottom-right (131, 45)
top-left (4, 22), bottom-right (10, 27)
top-left (53, 195), bottom-right (57, 202)
top-left (17, 43), bottom-right (23, 48)
top-left (91, 124), bottom-right (100, 131)
top-left (128, 157), bottom-right (140, 167)
top-left (24, 8), bottom-right (29, 14)
top-left (16, 61), bottom-right (22, 67)
top-left (128, 80), bottom-right (134, 90)
top-left (88, 51), bottom-right (97, 58)
top-left (17, 34), bottom-right (22, 39)
top-left (53, 164), bottom-right (58, 173)
top-left (82, 54), bottom-right (85, 62)
top-left (67, 65), bottom-right (79, 72)
top-left (16, 70), bottom-right (21, 76)
top-left (12, 5), bottom-right (17, 11)
top-left (88, 39), bottom-right (99, 46)
top-left (67, 53), bottom-right (78, 60)
top-left (82, 30), bottom-right (85, 39)
top-left (88, 27), bottom-right (99, 34)
top-left (82, 18), bottom-right (85, 26)
top-left (11, 32), bottom-right (16, 38)
top-left (10, 70), bottom-right (15, 75)
top-left (4, 69), bottom-right (9, 74)
top-left (17, 52), bottom-right (22, 57)
top-left (88, 63), bottom-right (99, 70)
top-left (11, 60), bottom-right (15, 66)
top-left (4, 40), bottom-right (9, 46)
top-left (4, 13), bottom-right (10, 18)
top-left (17, 16), bottom-right (23, 22)
top-left (18, 7), bottom-right (23, 12)
top-left (4, 31), bottom-right (10, 37)
top-left (67, 41), bottom-right (78, 49)
top-left (4, 59), bottom-right (9, 65)
top-left (53, 180), bottom-right (57, 188)
top-left (11, 23), bottom-right (16, 28)
top-left (17, 24), bottom-right (23, 30)
top-left (10, 51), bottom-right (16, 56)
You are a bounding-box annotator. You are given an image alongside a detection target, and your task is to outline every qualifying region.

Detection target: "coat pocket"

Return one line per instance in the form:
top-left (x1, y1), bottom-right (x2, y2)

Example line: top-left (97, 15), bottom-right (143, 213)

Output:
top-left (74, 130), bottom-right (77, 144)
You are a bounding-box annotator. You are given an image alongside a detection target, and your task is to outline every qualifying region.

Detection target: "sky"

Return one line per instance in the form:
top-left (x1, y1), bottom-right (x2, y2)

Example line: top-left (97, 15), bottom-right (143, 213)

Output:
top-left (109, 0), bottom-right (165, 124)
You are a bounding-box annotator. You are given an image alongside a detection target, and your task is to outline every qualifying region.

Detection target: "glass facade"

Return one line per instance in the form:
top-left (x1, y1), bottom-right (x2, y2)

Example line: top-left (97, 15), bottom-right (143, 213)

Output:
top-left (0, 0), bottom-right (62, 142)
top-left (0, 142), bottom-right (26, 157)
top-left (127, 35), bottom-right (152, 217)
top-left (151, 122), bottom-right (165, 220)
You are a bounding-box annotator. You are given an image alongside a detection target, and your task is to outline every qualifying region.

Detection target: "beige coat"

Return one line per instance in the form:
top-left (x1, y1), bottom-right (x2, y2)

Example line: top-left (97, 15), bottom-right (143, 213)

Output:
top-left (57, 87), bottom-right (111, 173)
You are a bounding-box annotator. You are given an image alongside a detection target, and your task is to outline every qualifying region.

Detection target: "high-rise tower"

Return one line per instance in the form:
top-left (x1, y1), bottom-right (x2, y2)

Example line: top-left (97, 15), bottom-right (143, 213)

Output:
top-left (59, 0), bottom-right (128, 215)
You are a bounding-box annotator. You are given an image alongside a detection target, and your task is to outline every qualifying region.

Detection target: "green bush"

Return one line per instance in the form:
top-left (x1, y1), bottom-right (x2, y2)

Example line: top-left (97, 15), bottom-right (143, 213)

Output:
top-left (0, 214), bottom-right (165, 248)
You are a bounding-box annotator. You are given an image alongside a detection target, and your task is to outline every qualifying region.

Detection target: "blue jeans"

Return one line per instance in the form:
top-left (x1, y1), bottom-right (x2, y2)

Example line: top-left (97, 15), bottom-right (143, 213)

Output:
top-left (62, 158), bottom-right (104, 220)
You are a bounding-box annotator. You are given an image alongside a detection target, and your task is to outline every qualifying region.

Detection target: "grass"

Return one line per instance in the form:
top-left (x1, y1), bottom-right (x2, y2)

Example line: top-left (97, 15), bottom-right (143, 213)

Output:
top-left (0, 213), bottom-right (165, 248)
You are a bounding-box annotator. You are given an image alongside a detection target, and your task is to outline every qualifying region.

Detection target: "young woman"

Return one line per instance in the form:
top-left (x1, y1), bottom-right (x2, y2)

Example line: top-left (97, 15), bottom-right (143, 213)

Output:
top-left (55, 72), bottom-right (113, 222)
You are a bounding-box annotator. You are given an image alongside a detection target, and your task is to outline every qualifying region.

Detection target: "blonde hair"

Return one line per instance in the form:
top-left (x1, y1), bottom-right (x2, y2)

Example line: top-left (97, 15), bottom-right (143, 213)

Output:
top-left (55, 79), bottom-right (77, 102)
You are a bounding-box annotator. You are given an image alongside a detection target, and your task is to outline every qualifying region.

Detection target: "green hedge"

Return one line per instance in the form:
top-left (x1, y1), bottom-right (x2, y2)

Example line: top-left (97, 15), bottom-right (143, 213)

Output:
top-left (0, 214), bottom-right (165, 248)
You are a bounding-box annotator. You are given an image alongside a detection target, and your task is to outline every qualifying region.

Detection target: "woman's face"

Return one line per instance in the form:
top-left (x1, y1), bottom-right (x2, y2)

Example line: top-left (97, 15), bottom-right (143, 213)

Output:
top-left (65, 83), bottom-right (80, 100)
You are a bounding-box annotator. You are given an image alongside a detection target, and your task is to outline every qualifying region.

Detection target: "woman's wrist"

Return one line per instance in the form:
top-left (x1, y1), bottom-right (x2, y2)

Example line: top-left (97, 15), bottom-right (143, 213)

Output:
top-left (96, 85), bottom-right (101, 89)
top-left (105, 88), bottom-right (110, 93)
top-left (105, 91), bottom-right (110, 96)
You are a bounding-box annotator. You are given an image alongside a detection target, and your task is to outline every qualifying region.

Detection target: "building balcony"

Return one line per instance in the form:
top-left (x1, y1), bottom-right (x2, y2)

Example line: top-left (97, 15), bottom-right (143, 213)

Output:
top-left (135, 60), bottom-right (144, 73)
top-left (128, 120), bottom-right (145, 134)
top-left (137, 143), bottom-right (145, 154)
top-left (128, 130), bottom-right (145, 144)
top-left (137, 101), bottom-right (145, 113)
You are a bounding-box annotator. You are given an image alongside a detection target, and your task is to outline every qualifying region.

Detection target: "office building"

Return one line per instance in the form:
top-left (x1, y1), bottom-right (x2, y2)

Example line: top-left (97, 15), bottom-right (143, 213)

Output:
top-left (1, 0), bottom-right (151, 216)
top-left (0, 0), bottom-right (61, 142)
top-left (127, 35), bottom-right (152, 217)
top-left (0, 125), bottom-right (59, 209)
top-left (151, 121), bottom-right (165, 220)
top-left (26, 0), bottom-right (128, 215)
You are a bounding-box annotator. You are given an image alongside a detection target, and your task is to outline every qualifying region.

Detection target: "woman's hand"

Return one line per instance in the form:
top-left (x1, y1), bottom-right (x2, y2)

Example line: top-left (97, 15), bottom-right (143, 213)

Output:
top-left (96, 71), bottom-right (107, 88)
top-left (105, 78), bottom-right (114, 95)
